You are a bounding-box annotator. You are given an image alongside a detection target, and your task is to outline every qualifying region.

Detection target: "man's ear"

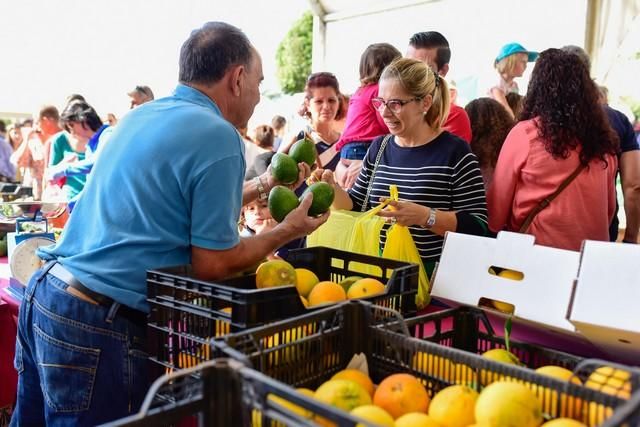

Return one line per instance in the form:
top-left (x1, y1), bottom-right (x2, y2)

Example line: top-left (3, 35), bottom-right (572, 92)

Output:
top-left (228, 64), bottom-right (246, 97)
top-left (439, 63), bottom-right (449, 78)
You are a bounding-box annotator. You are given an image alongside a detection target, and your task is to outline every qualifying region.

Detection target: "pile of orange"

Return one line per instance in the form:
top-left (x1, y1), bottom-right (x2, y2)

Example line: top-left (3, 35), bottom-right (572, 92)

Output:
top-left (254, 260), bottom-right (387, 308)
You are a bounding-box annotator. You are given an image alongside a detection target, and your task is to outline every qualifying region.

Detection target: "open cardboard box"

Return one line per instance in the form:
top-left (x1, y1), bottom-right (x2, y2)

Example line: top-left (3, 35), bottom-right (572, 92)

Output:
top-left (568, 240), bottom-right (640, 365)
top-left (431, 231), bottom-right (581, 335)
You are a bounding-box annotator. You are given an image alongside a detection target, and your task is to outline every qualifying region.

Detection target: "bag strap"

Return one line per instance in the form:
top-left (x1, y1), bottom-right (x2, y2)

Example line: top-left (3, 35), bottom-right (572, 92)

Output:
top-left (519, 163), bottom-right (586, 233)
top-left (361, 134), bottom-right (392, 212)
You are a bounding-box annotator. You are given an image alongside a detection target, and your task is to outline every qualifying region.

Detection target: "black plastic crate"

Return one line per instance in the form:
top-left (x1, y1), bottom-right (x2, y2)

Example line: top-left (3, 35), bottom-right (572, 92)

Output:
top-left (147, 247), bottom-right (418, 376)
top-left (103, 359), bottom-right (381, 427)
top-left (404, 306), bottom-right (584, 371)
top-left (211, 301), bottom-right (640, 426)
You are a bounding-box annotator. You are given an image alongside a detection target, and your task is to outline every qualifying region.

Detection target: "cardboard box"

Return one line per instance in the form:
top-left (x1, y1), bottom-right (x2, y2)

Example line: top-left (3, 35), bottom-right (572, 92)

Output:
top-left (430, 231), bottom-right (581, 335)
top-left (568, 240), bottom-right (640, 364)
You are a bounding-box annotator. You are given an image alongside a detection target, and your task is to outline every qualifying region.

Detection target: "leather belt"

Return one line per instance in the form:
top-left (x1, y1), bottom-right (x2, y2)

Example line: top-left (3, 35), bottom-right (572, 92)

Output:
top-left (49, 263), bottom-right (147, 325)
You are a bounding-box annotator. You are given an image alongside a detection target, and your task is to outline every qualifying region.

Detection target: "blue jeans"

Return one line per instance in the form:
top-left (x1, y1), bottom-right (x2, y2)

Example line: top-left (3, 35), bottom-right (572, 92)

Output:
top-left (340, 141), bottom-right (370, 160)
top-left (11, 262), bottom-right (149, 426)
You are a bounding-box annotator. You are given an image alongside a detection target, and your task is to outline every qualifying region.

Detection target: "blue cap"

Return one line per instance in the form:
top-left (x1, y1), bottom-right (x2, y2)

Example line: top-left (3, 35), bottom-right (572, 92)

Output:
top-left (495, 43), bottom-right (539, 65)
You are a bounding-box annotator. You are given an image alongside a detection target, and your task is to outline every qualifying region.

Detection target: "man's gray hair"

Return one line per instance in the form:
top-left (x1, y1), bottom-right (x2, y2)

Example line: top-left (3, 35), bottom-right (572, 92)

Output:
top-left (179, 22), bottom-right (253, 85)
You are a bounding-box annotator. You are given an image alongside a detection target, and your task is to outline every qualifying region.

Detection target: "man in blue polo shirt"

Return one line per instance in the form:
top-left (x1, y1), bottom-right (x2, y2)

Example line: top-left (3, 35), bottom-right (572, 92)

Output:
top-left (11, 22), bottom-right (327, 426)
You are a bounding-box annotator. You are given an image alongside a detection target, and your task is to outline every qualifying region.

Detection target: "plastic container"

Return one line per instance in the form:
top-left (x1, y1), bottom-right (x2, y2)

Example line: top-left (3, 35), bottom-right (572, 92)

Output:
top-left (147, 247), bottom-right (418, 376)
top-left (103, 358), bottom-right (379, 427)
top-left (211, 301), bottom-right (640, 426)
top-left (405, 306), bottom-right (584, 370)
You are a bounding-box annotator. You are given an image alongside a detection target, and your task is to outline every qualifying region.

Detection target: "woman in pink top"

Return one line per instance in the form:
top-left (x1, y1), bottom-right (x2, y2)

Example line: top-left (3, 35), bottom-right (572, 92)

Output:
top-left (488, 49), bottom-right (619, 251)
top-left (334, 43), bottom-right (401, 189)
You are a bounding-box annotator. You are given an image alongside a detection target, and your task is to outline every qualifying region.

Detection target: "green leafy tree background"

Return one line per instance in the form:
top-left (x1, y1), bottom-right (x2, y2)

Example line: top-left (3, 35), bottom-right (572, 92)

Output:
top-left (276, 11), bottom-right (313, 95)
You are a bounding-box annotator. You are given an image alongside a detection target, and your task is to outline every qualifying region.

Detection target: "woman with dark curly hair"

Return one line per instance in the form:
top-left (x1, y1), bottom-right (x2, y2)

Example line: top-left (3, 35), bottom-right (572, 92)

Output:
top-left (487, 48), bottom-right (619, 251)
top-left (465, 98), bottom-right (514, 186)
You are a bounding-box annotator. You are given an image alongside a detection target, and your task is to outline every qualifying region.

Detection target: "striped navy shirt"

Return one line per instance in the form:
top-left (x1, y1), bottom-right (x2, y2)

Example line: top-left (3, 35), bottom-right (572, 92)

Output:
top-left (348, 132), bottom-right (488, 270)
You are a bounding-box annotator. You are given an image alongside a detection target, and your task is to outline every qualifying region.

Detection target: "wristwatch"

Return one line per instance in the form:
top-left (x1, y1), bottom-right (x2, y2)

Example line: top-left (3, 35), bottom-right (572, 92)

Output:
top-left (423, 208), bottom-right (437, 229)
top-left (255, 176), bottom-right (268, 201)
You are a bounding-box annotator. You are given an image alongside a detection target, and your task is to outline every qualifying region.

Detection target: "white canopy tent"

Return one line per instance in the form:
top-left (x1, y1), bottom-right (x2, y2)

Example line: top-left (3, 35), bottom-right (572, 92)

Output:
top-left (307, 0), bottom-right (640, 101)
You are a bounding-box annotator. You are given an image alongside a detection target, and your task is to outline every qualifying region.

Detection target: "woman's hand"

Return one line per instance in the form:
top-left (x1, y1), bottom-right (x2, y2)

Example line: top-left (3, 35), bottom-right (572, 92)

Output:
top-left (308, 168), bottom-right (337, 188)
top-left (336, 159), bottom-right (363, 190)
top-left (377, 199), bottom-right (430, 227)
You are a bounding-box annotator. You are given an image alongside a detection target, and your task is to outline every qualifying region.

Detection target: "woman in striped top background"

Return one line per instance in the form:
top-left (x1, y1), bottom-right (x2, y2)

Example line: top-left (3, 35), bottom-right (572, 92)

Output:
top-left (314, 58), bottom-right (488, 276)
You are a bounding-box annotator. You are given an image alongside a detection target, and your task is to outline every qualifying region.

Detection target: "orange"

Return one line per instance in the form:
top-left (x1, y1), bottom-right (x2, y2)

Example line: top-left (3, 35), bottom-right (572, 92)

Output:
top-left (541, 419), bottom-right (587, 427)
top-left (428, 385), bottom-right (478, 427)
top-left (480, 348), bottom-right (521, 385)
top-left (294, 268), bottom-right (319, 297)
top-left (314, 379), bottom-right (371, 411)
top-left (214, 307), bottom-right (231, 336)
top-left (395, 413), bottom-right (441, 427)
top-left (411, 352), bottom-right (476, 386)
top-left (475, 381), bottom-right (543, 427)
top-left (346, 278), bottom-right (386, 299)
top-left (268, 388), bottom-right (315, 420)
top-left (373, 373), bottom-right (430, 419)
top-left (307, 281), bottom-right (347, 307)
top-left (534, 366), bottom-right (582, 418)
top-left (255, 260), bottom-right (296, 289)
top-left (584, 366), bottom-right (632, 425)
top-left (498, 269), bottom-right (524, 280)
top-left (350, 405), bottom-right (394, 427)
top-left (585, 366), bottom-right (631, 398)
top-left (331, 369), bottom-right (375, 397)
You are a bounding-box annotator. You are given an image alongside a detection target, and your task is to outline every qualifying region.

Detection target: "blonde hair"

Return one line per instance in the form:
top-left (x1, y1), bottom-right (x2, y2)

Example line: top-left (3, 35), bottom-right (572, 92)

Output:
top-left (380, 58), bottom-right (450, 130)
top-left (495, 53), bottom-right (526, 75)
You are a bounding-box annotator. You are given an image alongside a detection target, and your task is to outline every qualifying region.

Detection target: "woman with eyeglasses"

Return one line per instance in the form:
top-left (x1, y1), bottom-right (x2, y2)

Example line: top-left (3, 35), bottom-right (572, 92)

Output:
top-left (313, 58), bottom-right (488, 276)
top-left (279, 72), bottom-right (345, 175)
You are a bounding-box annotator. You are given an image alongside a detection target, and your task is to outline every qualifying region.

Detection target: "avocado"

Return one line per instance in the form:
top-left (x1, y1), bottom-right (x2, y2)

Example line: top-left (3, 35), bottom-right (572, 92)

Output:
top-left (300, 182), bottom-right (335, 216)
top-left (270, 153), bottom-right (299, 185)
top-left (289, 138), bottom-right (317, 167)
top-left (268, 185), bottom-right (300, 222)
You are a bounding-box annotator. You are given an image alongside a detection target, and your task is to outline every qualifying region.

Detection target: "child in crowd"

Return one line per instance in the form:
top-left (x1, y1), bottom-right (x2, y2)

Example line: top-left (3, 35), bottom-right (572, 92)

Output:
top-left (239, 197), bottom-right (302, 259)
top-left (489, 42), bottom-right (538, 118)
top-left (334, 43), bottom-right (401, 189)
top-left (239, 199), bottom-right (276, 239)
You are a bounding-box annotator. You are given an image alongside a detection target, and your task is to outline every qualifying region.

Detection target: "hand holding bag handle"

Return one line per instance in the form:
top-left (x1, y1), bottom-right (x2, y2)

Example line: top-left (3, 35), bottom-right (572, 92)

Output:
top-left (519, 163), bottom-right (586, 233)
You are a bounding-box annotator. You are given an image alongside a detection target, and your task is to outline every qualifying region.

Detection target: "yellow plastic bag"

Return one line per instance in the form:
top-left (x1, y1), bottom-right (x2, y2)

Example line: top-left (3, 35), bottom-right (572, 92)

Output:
top-left (306, 209), bottom-right (364, 251)
top-left (307, 201), bottom-right (389, 276)
top-left (381, 186), bottom-right (431, 309)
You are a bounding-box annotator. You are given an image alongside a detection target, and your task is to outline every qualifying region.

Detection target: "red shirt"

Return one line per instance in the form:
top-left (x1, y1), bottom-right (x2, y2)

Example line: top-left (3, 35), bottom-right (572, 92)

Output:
top-left (336, 83), bottom-right (389, 152)
top-left (444, 103), bottom-right (472, 143)
top-left (487, 119), bottom-right (617, 251)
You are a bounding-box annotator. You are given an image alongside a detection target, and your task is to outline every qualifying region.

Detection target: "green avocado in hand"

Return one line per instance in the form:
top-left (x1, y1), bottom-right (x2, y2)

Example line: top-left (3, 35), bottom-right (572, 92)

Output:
top-left (270, 153), bottom-right (299, 185)
top-left (289, 137), bottom-right (317, 167)
top-left (300, 182), bottom-right (335, 216)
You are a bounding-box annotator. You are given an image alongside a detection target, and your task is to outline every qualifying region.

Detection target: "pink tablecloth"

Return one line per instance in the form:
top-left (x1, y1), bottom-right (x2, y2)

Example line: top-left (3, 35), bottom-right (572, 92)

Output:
top-left (0, 256), bottom-right (18, 423)
top-left (0, 292), bottom-right (18, 423)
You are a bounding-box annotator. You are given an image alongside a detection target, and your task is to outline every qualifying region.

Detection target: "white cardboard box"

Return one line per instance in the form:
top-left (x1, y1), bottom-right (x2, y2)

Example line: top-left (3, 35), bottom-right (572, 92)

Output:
top-left (430, 231), bottom-right (581, 335)
top-left (568, 240), bottom-right (640, 364)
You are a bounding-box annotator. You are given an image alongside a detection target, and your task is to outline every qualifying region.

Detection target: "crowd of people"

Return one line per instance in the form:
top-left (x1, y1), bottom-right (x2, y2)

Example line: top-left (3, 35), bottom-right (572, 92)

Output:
top-left (4, 20), bottom-right (640, 426)
top-left (0, 87), bottom-right (155, 211)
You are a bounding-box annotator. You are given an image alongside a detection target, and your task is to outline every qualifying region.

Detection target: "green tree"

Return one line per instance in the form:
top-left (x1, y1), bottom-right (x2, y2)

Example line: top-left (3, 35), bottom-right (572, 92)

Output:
top-left (276, 11), bottom-right (313, 95)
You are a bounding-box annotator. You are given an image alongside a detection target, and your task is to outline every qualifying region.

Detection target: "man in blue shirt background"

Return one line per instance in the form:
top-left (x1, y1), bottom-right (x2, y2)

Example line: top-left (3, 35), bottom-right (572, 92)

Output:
top-left (11, 22), bottom-right (327, 426)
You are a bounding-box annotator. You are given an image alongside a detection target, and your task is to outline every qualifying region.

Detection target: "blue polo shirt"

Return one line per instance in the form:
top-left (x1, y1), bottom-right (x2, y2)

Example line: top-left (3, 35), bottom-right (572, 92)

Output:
top-left (39, 84), bottom-right (245, 312)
